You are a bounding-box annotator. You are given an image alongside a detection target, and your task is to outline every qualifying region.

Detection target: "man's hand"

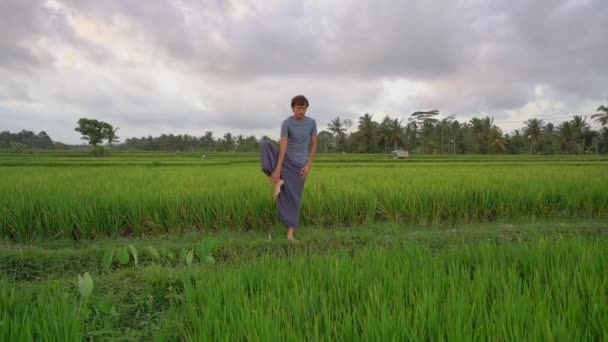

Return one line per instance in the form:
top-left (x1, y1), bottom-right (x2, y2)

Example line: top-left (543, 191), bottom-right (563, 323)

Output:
top-left (270, 167), bottom-right (281, 184)
top-left (299, 162), bottom-right (312, 177)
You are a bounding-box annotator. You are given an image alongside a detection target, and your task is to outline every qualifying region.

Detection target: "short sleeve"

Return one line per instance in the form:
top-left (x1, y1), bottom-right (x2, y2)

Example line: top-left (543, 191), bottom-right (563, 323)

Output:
top-left (311, 119), bottom-right (318, 136)
top-left (280, 120), bottom-right (289, 138)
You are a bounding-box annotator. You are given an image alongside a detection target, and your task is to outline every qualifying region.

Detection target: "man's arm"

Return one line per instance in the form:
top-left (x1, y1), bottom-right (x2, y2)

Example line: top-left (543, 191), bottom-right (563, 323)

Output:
top-left (300, 135), bottom-right (317, 176)
top-left (308, 135), bottom-right (318, 165)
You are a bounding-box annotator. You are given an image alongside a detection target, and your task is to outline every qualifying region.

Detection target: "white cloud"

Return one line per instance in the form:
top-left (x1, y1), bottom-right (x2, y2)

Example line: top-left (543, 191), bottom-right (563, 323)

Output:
top-left (0, 0), bottom-right (607, 144)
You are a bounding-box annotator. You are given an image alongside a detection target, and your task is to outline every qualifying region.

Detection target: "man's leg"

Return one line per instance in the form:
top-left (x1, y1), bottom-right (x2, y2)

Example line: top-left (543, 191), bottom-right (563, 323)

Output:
top-left (259, 141), bottom-right (284, 198)
top-left (259, 140), bottom-right (278, 176)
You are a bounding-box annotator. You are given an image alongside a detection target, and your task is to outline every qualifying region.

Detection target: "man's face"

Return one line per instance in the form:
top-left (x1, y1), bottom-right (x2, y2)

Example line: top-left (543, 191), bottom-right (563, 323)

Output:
top-left (292, 104), bottom-right (308, 120)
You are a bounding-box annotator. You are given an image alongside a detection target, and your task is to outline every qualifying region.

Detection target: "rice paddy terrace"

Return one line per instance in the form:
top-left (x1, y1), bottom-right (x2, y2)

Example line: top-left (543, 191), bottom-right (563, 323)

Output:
top-left (1, 151), bottom-right (607, 340)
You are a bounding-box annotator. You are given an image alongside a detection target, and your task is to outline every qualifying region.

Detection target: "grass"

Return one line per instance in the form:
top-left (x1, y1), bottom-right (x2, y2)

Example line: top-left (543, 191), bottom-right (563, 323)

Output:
top-left (160, 238), bottom-right (608, 341)
top-left (1, 221), bottom-right (607, 340)
top-left (1, 152), bottom-right (607, 340)
top-left (1, 161), bottom-right (607, 241)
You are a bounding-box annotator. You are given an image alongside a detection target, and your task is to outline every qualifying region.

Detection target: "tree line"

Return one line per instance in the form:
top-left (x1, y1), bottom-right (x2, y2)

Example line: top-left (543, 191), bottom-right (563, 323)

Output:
top-left (2, 102), bottom-right (607, 154)
top-left (0, 130), bottom-right (55, 150)
top-left (321, 107), bottom-right (608, 155)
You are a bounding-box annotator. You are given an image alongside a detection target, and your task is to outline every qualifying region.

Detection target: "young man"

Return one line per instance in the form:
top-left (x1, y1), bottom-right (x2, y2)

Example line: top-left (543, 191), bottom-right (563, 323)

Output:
top-left (259, 95), bottom-right (318, 241)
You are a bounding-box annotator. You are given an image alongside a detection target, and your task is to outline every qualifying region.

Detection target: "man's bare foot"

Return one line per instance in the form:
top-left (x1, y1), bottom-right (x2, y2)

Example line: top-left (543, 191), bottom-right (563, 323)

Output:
top-left (287, 234), bottom-right (299, 242)
top-left (273, 179), bottom-right (284, 200)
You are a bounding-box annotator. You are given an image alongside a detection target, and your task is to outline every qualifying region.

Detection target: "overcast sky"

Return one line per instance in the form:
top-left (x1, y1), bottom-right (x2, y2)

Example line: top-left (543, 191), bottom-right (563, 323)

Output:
top-left (1, 0), bottom-right (607, 144)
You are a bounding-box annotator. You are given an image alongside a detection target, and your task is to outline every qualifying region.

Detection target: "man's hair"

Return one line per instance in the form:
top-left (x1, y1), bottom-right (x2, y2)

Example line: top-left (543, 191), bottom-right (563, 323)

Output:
top-left (291, 95), bottom-right (309, 108)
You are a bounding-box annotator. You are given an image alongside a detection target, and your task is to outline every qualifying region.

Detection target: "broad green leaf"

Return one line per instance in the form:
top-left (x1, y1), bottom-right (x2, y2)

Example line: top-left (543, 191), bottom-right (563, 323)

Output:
top-left (102, 249), bottom-right (113, 270)
top-left (147, 246), bottom-right (160, 260)
top-left (203, 238), bottom-right (216, 255)
top-left (186, 250), bottom-right (194, 267)
top-left (117, 247), bottom-right (129, 265)
top-left (128, 244), bottom-right (139, 267)
top-left (77, 272), bottom-right (94, 298)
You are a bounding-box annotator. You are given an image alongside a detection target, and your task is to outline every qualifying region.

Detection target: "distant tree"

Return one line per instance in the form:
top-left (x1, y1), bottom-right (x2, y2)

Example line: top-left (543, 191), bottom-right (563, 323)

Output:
top-left (102, 123), bottom-right (120, 148)
top-left (75, 118), bottom-right (107, 147)
top-left (316, 130), bottom-right (334, 153)
top-left (488, 126), bottom-right (506, 153)
top-left (34, 131), bottom-right (54, 149)
top-left (558, 121), bottom-right (576, 153)
top-left (410, 110), bottom-right (439, 123)
top-left (469, 117), bottom-right (495, 153)
top-left (353, 113), bottom-right (376, 153)
top-left (591, 99), bottom-right (608, 127)
top-left (439, 115), bottom-right (455, 154)
top-left (327, 117), bottom-right (348, 152)
top-left (203, 131), bottom-right (214, 151)
top-left (222, 132), bottom-right (234, 151)
top-left (8, 142), bottom-right (30, 153)
top-left (523, 118), bottom-right (544, 154)
top-left (235, 134), bottom-right (246, 151)
top-left (410, 110), bottom-right (440, 153)
top-left (505, 129), bottom-right (526, 154)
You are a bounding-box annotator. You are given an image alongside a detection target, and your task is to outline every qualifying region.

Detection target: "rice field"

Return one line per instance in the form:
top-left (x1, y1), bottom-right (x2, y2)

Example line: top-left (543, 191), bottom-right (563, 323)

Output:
top-left (1, 153), bottom-right (607, 240)
top-left (1, 152), bottom-right (607, 340)
top-left (2, 236), bottom-right (607, 340)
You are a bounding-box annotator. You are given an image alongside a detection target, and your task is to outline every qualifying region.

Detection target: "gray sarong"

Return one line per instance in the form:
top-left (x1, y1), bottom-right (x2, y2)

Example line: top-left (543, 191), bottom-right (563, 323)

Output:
top-left (259, 140), bottom-right (307, 228)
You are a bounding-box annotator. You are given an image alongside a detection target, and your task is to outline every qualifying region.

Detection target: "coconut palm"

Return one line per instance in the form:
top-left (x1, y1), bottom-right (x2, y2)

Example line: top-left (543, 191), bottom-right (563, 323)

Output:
top-left (559, 121), bottom-right (576, 153)
top-left (591, 100), bottom-right (608, 127)
top-left (356, 113), bottom-right (377, 152)
top-left (522, 118), bottom-right (544, 154)
top-left (327, 117), bottom-right (347, 152)
top-left (387, 118), bottom-right (404, 151)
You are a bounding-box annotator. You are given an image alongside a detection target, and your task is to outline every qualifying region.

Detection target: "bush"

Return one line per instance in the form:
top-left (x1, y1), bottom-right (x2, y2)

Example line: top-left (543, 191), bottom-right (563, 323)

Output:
top-left (90, 146), bottom-right (110, 157)
top-left (8, 142), bottom-right (31, 154)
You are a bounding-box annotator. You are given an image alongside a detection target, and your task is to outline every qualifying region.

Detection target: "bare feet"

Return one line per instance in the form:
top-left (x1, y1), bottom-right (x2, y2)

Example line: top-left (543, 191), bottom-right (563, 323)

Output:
top-left (287, 227), bottom-right (298, 242)
top-left (273, 179), bottom-right (284, 200)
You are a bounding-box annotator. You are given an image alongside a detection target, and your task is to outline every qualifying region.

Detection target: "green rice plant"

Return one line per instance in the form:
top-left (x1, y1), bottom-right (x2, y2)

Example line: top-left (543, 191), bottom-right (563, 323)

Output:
top-left (157, 238), bottom-right (608, 341)
top-left (147, 246), bottom-right (160, 260)
top-left (1, 158), bottom-right (607, 240)
top-left (195, 238), bottom-right (217, 264)
top-left (0, 282), bottom-right (84, 341)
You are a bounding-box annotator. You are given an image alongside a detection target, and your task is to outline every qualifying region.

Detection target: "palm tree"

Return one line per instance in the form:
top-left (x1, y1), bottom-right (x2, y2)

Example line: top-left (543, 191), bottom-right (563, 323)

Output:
top-left (522, 118), bottom-right (543, 154)
top-left (235, 134), bottom-right (245, 151)
top-left (327, 117), bottom-right (347, 152)
top-left (439, 115), bottom-right (455, 153)
top-left (356, 113), bottom-right (376, 153)
top-left (570, 115), bottom-right (590, 152)
top-left (591, 99), bottom-right (608, 127)
top-left (469, 117), bottom-right (493, 153)
top-left (377, 115), bottom-right (393, 153)
top-left (223, 132), bottom-right (234, 151)
top-left (559, 121), bottom-right (576, 153)
top-left (571, 115), bottom-right (589, 135)
top-left (203, 131), bottom-right (214, 152)
top-left (387, 118), bottom-right (404, 151)
top-left (488, 126), bottom-right (506, 153)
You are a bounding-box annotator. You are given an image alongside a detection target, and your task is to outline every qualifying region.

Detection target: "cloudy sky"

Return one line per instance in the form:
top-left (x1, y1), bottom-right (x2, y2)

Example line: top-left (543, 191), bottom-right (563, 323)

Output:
top-left (1, 0), bottom-right (607, 144)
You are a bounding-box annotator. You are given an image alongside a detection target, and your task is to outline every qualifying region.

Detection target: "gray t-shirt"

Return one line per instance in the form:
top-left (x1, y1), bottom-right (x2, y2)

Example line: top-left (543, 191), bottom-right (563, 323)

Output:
top-left (280, 116), bottom-right (317, 165)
